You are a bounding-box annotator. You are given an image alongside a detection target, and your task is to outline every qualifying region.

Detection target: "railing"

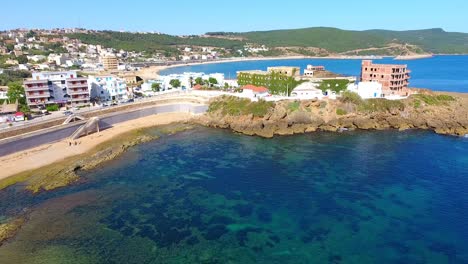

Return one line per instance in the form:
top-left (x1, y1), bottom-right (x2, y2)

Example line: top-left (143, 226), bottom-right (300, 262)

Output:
top-left (25, 87), bottom-right (50, 92)
top-left (27, 93), bottom-right (50, 99)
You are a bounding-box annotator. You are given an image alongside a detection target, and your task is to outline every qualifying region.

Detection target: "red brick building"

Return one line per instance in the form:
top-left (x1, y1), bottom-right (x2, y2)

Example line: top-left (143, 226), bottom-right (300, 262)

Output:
top-left (361, 60), bottom-right (411, 97)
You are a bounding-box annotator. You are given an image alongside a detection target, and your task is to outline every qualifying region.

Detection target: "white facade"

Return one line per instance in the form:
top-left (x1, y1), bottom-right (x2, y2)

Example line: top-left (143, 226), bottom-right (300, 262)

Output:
top-left (0, 88), bottom-right (8, 101)
top-left (88, 76), bottom-right (128, 101)
top-left (347, 82), bottom-right (383, 99)
top-left (291, 82), bottom-right (324, 100)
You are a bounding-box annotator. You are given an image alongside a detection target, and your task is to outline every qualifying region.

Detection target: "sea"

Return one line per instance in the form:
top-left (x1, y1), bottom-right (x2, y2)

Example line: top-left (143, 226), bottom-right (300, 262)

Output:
top-left (0, 127), bottom-right (467, 263)
top-left (160, 55), bottom-right (468, 93)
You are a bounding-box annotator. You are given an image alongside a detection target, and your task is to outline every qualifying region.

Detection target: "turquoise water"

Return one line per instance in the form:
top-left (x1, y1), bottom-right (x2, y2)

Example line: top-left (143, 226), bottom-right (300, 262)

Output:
top-left (160, 55), bottom-right (468, 93)
top-left (0, 127), bottom-right (467, 263)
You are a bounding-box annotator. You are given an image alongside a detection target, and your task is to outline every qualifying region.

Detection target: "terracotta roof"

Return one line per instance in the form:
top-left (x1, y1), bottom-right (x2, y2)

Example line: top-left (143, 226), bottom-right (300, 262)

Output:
top-left (242, 85), bottom-right (269, 93)
top-left (193, 84), bottom-right (203, 90)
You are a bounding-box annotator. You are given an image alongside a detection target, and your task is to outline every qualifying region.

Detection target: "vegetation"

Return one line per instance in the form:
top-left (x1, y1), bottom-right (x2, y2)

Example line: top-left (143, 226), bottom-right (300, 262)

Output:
top-left (340, 91), bottom-right (404, 113)
top-left (0, 70), bottom-right (31, 86)
top-left (151, 83), bottom-right (161, 92)
top-left (208, 77), bottom-right (218, 87)
top-left (67, 31), bottom-right (245, 56)
top-left (208, 96), bottom-right (274, 117)
top-left (319, 79), bottom-right (350, 93)
top-left (46, 104), bottom-right (60, 112)
top-left (288, 101), bottom-right (300, 112)
top-left (358, 99), bottom-right (405, 113)
top-left (210, 27), bottom-right (468, 54)
top-left (336, 108), bottom-right (348, 115)
top-left (413, 94), bottom-right (455, 106)
top-left (237, 71), bottom-right (303, 95)
top-left (6, 82), bottom-right (29, 113)
top-left (169, 79), bottom-right (181, 88)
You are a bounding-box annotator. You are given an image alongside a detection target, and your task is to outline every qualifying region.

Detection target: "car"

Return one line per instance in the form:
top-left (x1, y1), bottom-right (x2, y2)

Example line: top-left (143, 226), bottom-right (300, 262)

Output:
top-left (63, 111), bottom-right (73, 116)
top-left (126, 99), bottom-right (135, 103)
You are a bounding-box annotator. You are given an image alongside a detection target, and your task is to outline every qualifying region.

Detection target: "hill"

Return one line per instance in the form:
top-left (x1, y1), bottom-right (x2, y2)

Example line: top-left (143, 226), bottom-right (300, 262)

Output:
top-left (207, 27), bottom-right (468, 55)
top-left (67, 27), bottom-right (468, 58)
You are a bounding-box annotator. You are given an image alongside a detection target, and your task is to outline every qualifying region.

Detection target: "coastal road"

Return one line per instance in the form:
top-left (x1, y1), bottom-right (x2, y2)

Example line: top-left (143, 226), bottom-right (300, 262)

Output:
top-left (0, 103), bottom-right (208, 157)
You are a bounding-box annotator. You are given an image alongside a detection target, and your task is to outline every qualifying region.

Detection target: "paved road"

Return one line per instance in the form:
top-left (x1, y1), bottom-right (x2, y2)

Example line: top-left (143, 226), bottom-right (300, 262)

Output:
top-left (0, 103), bottom-right (208, 157)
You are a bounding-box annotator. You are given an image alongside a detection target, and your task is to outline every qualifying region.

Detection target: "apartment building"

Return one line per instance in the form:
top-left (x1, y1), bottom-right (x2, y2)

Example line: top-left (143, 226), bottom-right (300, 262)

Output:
top-left (360, 60), bottom-right (411, 97)
top-left (101, 55), bottom-right (118, 71)
top-left (23, 71), bottom-right (90, 110)
top-left (88, 75), bottom-right (128, 102)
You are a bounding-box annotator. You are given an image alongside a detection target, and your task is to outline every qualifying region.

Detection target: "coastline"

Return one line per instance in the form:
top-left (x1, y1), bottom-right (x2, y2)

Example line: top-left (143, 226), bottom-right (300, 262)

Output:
top-left (0, 112), bottom-right (193, 185)
top-left (138, 55), bottom-right (382, 79)
top-left (138, 53), bottom-right (461, 79)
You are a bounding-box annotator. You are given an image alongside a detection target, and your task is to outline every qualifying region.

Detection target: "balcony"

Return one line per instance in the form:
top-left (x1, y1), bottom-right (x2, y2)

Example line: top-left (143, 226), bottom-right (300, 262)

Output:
top-left (69, 89), bottom-right (90, 95)
top-left (28, 100), bottom-right (55, 106)
top-left (27, 92), bottom-right (51, 99)
top-left (25, 86), bottom-right (50, 92)
top-left (67, 82), bottom-right (88, 88)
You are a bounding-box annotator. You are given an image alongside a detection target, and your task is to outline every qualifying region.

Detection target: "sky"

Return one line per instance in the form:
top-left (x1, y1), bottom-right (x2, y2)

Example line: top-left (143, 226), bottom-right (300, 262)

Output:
top-left (2, 0), bottom-right (468, 35)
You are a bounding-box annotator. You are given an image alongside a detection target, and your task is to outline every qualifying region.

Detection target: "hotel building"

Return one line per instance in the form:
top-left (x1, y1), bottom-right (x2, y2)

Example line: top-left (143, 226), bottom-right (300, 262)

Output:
top-left (88, 75), bottom-right (128, 102)
top-left (23, 71), bottom-right (90, 110)
top-left (101, 55), bottom-right (118, 71)
top-left (360, 60), bottom-right (411, 97)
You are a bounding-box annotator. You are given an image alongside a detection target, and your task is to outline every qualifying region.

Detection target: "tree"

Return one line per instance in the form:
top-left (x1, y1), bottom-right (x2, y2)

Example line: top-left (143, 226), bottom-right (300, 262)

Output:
top-left (17, 55), bottom-right (28, 64)
top-left (7, 82), bottom-right (27, 106)
top-left (224, 82), bottom-right (229, 89)
top-left (208, 77), bottom-right (218, 87)
top-left (151, 83), bottom-right (161, 92)
top-left (169, 79), bottom-right (181, 88)
top-left (189, 76), bottom-right (194, 88)
top-left (195, 77), bottom-right (204, 85)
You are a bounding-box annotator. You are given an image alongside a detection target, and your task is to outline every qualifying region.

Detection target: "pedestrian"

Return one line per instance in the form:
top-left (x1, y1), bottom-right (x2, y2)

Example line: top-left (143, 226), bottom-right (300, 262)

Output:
top-left (74, 141), bottom-right (77, 146)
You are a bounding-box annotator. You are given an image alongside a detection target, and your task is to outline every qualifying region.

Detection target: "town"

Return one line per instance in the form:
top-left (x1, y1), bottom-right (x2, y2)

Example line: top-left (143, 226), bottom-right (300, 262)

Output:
top-left (0, 28), bottom-right (412, 125)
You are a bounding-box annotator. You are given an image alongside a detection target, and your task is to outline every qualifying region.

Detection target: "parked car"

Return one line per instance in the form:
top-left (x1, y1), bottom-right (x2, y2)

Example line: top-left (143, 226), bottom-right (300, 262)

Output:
top-left (63, 111), bottom-right (73, 116)
top-left (126, 98), bottom-right (135, 103)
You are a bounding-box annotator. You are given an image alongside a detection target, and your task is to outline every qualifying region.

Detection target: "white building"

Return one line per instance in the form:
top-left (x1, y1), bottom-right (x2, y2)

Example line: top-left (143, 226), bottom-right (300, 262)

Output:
top-left (88, 75), bottom-right (128, 102)
top-left (23, 71), bottom-right (90, 109)
top-left (0, 87), bottom-right (8, 101)
top-left (291, 82), bottom-right (325, 100)
top-left (347, 82), bottom-right (383, 99)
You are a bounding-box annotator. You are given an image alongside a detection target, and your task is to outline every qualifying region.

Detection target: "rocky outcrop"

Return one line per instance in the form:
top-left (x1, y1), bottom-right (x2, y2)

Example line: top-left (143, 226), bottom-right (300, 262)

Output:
top-left (197, 94), bottom-right (468, 138)
top-left (0, 217), bottom-right (25, 246)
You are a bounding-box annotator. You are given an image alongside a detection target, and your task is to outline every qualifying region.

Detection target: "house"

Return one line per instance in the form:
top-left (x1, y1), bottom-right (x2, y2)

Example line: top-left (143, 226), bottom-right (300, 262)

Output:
top-left (291, 82), bottom-right (324, 100)
top-left (0, 100), bottom-right (18, 123)
top-left (0, 86), bottom-right (8, 101)
top-left (241, 85), bottom-right (270, 98)
top-left (193, 84), bottom-right (203, 90)
top-left (347, 82), bottom-right (383, 99)
top-left (303, 65), bottom-right (325, 77)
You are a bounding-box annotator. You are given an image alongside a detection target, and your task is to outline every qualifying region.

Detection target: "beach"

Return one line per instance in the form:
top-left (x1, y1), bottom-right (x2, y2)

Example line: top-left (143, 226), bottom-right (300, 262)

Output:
top-left (0, 112), bottom-right (193, 181)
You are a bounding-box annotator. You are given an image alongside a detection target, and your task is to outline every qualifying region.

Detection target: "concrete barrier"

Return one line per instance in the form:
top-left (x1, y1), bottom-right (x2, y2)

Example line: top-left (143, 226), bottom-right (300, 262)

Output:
top-left (0, 103), bottom-right (208, 157)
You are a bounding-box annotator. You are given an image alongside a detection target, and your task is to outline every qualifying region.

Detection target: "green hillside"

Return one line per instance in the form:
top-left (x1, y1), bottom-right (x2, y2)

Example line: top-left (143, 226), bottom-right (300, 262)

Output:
top-left (220, 27), bottom-right (468, 54)
top-left (68, 27), bottom-right (468, 57)
top-left (67, 31), bottom-right (245, 56)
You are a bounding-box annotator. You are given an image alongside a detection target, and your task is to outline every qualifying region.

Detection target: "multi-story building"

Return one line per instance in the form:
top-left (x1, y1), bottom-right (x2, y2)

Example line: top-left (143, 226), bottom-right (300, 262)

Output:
top-left (101, 55), bottom-right (118, 71)
top-left (88, 75), bottom-right (128, 102)
top-left (304, 65), bottom-right (325, 77)
top-left (237, 67), bottom-right (301, 88)
top-left (267, 66), bottom-right (301, 77)
top-left (360, 60), bottom-right (411, 97)
top-left (23, 71), bottom-right (90, 110)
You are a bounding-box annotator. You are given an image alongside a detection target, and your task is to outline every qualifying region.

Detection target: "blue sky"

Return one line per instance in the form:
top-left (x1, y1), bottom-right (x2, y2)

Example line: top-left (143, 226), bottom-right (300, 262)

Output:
top-left (2, 0), bottom-right (467, 34)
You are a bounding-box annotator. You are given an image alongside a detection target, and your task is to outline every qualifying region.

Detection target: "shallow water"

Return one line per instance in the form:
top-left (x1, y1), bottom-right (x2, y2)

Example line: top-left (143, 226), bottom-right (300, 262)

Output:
top-left (0, 128), bottom-right (468, 263)
top-left (160, 55), bottom-right (468, 93)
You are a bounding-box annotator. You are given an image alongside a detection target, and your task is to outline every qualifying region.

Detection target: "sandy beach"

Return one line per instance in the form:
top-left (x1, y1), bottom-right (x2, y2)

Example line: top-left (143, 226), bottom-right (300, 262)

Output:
top-left (0, 112), bottom-right (193, 181)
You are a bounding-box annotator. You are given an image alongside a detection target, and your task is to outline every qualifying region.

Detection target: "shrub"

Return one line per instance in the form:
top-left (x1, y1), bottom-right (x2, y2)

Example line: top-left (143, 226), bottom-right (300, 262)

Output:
top-left (46, 104), bottom-right (60, 112)
top-left (336, 108), bottom-right (347, 115)
top-left (414, 94), bottom-right (455, 106)
top-left (340, 91), bottom-right (363, 105)
top-left (208, 96), bottom-right (274, 118)
top-left (358, 99), bottom-right (405, 113)
top-left (288, 101), bottom-right (300, 112)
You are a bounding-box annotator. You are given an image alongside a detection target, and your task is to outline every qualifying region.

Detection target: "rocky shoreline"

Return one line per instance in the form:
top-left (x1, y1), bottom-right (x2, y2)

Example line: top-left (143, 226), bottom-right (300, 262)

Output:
top-left (195, 92), bottom-right (468, 138)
